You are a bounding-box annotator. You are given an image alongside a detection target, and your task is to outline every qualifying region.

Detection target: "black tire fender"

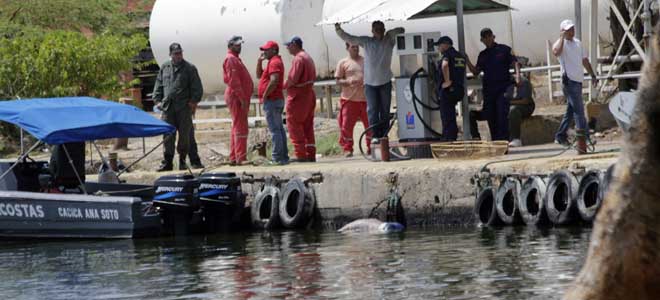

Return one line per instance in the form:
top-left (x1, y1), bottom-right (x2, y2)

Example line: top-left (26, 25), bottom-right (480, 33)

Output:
top-left (279, 177), bottom-right (315, 228)
top-left (475, 186), bottom-right (504, 226)
top-left (519, 176), bottom-right (550, 226)
top-left (495, 176), bottom-right (523, 225)
top-left (544, 170), bottom-right (579, 225)
top-left (577, 170), bottom-right (603, 222)
top-left (251, 184), bottom-right (280, 230)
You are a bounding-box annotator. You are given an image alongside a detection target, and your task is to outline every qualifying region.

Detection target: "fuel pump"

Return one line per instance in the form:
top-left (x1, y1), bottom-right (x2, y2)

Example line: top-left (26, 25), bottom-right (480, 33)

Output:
top-left (394, 32), bottom-right (444, 158)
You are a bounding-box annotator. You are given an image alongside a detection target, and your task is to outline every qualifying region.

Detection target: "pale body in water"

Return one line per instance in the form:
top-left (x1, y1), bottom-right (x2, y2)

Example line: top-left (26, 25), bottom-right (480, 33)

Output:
top-left (338, 218), bottom-right (404, 234)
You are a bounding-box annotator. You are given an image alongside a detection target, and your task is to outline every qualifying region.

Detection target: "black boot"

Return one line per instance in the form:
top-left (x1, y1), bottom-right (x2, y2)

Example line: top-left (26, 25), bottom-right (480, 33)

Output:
top-left (190, 160), bottom-right (205, 169)
top-left (157, 160), bottom-right (173, 172)
top-left (179, 155), bottom-right (188, 171)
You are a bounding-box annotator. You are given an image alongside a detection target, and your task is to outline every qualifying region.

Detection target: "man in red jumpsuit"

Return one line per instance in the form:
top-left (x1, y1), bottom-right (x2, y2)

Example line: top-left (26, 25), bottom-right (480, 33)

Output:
top-left (223, 36), bottom-right (254, 165)
top-left (335, 42), bottom-right (370, 157)
top-left (284, 36), bottom-right (317, 162)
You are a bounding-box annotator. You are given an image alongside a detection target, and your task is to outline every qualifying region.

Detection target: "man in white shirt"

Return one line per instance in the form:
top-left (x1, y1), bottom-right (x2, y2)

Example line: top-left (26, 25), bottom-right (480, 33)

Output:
top-left (552, 19), bottom-right (598, 154)
top-left (335, 21), bottom-right (404, 144)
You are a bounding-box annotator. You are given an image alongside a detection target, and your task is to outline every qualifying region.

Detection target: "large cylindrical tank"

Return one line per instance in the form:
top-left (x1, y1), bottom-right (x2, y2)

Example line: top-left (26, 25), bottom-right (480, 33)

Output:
top-left (149, 0), bottom-right (327, 96)
top-left (150, 0), bottom-right (612, 96)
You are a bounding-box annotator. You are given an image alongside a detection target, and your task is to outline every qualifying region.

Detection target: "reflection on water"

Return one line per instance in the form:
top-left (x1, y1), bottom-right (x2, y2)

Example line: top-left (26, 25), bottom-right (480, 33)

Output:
top-left (0, 227), bottom-right (591, 300)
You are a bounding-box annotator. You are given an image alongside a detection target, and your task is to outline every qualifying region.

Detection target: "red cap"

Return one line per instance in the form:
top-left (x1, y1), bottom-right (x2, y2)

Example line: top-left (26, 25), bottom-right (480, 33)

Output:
top-left (259, 40), bottom-right (279, 50)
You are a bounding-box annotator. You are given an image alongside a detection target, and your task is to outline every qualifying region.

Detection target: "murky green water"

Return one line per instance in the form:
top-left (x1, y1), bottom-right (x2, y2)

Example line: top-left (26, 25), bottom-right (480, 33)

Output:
top-left (0, 227), bottom-right (591, 300)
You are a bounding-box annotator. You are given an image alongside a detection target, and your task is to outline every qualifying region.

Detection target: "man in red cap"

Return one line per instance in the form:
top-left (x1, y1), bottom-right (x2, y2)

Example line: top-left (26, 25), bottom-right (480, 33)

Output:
top-left (335, 42), bottom-right (370, 157)
top-left (284, 36), bottom-right (317, 162)
top-left (223, 35), bottom-right (254, 165)
top-left (257, 40), bottom-right (289, 164)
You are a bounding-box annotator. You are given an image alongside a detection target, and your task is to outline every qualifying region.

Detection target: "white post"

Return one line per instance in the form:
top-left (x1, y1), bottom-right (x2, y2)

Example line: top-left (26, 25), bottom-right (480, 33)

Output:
top-left (589, 0), bottom-right (598, 103)
top-left (457, 0), bottom-right (471, 140)
top-left (575, 0), bottom-right (582, 39)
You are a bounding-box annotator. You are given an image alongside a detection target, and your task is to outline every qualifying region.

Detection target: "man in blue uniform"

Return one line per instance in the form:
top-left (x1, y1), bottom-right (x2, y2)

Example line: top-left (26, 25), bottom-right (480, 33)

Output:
top-left (466, 28), bottom-right (521, 141)
top-left (435, 36), bottom-right (465, 141)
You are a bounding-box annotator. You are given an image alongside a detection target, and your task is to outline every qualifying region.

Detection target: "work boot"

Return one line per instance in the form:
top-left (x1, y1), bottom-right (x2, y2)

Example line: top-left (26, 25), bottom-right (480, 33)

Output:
top-left (157, 160), bottom-right (173, 172)
top-left (190, 159), bottom-right (205, 169)
top-left (178, 154), bottom-right (189, 170)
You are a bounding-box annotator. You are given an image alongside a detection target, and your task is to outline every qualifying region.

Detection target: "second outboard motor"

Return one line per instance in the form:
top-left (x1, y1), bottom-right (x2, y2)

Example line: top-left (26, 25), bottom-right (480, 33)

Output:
top-left (198, 172), bottom-right (245, 233)
top-left (153, 175), bottom-right (201, 236)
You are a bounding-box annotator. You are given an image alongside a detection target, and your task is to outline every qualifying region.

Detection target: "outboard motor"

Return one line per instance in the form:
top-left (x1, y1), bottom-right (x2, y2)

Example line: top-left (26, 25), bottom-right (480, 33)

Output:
top-left (153, 174), bottom-right (201, 235)
top-left (198, 172), bottom-right (245, 233)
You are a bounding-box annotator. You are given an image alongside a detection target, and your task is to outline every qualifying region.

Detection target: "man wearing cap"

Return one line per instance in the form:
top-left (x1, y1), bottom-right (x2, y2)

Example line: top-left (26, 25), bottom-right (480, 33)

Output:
top-left (257, 40), bottom-right (289, 165)
top-left (435, 36), bottom-right (466, 141)
top-left (335, 42), bottom-right (370, 157)
top-left (153, 42), bottom-right (203, 171)
top-left (283, 36), bottom-right (317, 162)
top-left (552, 19), bottom-right (598, 154)
top-left (223, 36), bottom-right (254, 165)
top-left (466, 28), bottom-right (521, 142)
top-left (335, 21), bottom-right (404, 144)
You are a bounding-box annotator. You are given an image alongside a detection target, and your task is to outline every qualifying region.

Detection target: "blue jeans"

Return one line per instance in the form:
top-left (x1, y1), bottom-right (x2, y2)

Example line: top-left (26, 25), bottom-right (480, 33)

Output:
top-left (556, 79), bottom-right (588, 141)
top-left (264, 99), bottom-right (289, 163)
top-left (365, 82), bottom-right (392, 138)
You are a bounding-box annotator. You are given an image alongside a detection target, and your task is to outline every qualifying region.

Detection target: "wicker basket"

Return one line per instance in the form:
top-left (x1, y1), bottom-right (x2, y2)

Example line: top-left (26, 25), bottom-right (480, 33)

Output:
top-left (431, 141), bottom-right (509, 159)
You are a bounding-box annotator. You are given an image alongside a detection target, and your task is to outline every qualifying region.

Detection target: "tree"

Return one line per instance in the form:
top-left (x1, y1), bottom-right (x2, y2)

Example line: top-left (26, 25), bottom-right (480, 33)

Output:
top-left (0, 0), bottom-right (149, 152)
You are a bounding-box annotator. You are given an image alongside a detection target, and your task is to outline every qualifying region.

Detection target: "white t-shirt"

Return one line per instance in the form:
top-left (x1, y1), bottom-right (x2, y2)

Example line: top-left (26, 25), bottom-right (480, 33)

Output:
top-left (559, 38), bottom-right (587, 83)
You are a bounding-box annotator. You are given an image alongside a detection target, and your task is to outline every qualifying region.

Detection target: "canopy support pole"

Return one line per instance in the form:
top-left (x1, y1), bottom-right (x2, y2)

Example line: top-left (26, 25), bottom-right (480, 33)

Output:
top-left (0, 141), bottom-right (43, 182)
top-left (575, 0), bottom-right (582, 39)
top-left (589, 0), bottom-right (598, 103)
top-left (457, 0), bottom-right (471, 140)
top-left (62, 144), bottom-right (88, 195)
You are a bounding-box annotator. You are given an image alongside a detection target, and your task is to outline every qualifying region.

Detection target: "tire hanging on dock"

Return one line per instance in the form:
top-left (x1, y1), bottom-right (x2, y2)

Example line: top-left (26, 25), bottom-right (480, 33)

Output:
top-left (544, 170), bottom-right (579, 225)
top-left (279, 177), bottom-right (316, 228)
top-left (577, 170), bottom-right (604, 222)
top-left (518, 176), bottom-right (550, 226)
top-left (251, 185), bottom-right (280, 230)
top-left (495, 177), bottom-right (523, 225)
top-left (475, 187), bottom-right (504, 226)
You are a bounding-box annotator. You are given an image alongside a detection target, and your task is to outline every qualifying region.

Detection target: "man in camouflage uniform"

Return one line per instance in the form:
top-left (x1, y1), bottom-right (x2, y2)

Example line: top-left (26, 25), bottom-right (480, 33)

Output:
top-left (152, 43), bottom-right (203, 171)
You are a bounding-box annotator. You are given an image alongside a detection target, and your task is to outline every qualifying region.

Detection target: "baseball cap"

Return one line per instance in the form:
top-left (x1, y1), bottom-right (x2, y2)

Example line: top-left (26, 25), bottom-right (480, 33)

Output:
top-left (434, 36), bottom-right (453, 46)
top-left (259, 40), bottom-right (279, 51)
top-left (284, 36), bottom-right (303, 47)
top-left (227, 35), bottom-right (244, 46)
top-left (169, 42), bottom-right (183, 54)
top-left (480, 28), bottom-right (493, 38)
top-left (560, 19), bottom-right (575, 31)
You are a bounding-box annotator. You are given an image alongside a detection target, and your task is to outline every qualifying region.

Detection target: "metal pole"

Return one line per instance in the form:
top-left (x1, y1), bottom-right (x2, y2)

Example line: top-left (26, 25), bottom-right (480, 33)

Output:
top-left (19, 129), bottom-right (24, 155)
top-left (575, 0), bottom-right (582, 40)
top-left (589, 0), bottom-right (598, 103)
top-left (546, 40), bottom-right (554, 102)
top-left (642, 0), bottom-right (653, 52)
top-left (457, 0), bottom-right (471, 140)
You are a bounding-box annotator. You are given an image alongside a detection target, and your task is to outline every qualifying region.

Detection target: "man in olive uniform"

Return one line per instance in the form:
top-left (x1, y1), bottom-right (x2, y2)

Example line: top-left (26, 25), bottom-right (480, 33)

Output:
top-left (152, 43), bottom-right (204, 171)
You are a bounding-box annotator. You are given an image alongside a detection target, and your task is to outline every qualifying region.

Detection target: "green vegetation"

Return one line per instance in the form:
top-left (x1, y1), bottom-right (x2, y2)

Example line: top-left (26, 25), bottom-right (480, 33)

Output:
top-left (0, 0), bottom-right (148, 150)
top-left (315, 132), bottom-right (342, 157)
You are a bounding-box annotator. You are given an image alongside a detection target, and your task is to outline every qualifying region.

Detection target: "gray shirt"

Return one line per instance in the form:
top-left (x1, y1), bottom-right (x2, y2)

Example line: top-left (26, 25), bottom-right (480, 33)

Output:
top-left (336, 27), bottom-right (404, 86)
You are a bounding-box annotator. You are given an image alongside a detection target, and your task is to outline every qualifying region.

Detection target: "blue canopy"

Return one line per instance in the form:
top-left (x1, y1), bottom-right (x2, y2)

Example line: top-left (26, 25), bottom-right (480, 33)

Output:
top-left (0, 97), bottom-right (175, 144)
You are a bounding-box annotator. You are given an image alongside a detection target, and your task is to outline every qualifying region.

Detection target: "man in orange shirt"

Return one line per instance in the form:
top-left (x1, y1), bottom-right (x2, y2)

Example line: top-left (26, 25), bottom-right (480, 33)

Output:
top-left (284, 36), bottom-right (317, 163)
top-left (335, 43), bottom-right (370, 157)
top-left (223, 36), bottom-right (254, 165)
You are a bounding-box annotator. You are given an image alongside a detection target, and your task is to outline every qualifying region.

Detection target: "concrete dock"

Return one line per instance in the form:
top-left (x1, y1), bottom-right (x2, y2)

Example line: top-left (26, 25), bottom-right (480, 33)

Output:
top-left (114, 141), bottom-right (620, 229)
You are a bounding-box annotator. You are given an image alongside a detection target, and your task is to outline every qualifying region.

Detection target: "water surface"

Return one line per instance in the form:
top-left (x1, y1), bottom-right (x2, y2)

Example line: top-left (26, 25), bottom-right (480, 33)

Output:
top-left (0, 227), bottom-right (591, 299)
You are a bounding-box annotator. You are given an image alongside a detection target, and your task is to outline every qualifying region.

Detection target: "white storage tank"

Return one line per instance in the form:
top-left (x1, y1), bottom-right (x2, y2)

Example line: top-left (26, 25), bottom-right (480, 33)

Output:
top-left (150, 0), bottom-right (612, 96)
top-left (149, 0), bottom-right (328, 97)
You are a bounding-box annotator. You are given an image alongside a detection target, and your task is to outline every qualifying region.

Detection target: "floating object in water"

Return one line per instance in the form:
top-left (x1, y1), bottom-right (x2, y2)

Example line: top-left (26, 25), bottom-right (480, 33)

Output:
top-left (338, 218), bottom-right (404, 234)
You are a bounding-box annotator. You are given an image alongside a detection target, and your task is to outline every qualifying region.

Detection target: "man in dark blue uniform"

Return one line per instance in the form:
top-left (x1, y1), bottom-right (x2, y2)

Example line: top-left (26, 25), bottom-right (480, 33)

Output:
top-left (435, 36), bottom-right (465, 141)
top-left (466, 28), bottom-right (521, 141)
